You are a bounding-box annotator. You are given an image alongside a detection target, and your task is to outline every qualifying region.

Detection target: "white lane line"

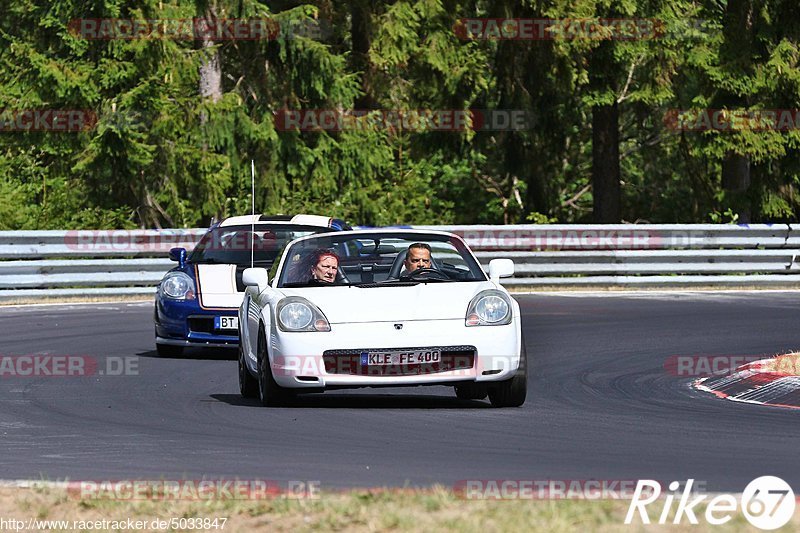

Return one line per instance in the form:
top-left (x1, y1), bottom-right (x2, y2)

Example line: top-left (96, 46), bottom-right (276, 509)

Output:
top-left (514, 289), bottom-right (800, 297)
top-left (0, 300), bottom-right (151, 311)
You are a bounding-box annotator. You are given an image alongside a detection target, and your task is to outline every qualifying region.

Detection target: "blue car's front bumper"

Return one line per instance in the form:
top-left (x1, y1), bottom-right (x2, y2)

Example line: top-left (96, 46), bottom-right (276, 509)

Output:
top-left (154, 297), bottom-right (238, 348)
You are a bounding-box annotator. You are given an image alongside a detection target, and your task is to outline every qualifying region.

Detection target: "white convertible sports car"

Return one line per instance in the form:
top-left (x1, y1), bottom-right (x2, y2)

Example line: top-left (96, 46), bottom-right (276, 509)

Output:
top-left (237, 229), bottom-right (526, 407)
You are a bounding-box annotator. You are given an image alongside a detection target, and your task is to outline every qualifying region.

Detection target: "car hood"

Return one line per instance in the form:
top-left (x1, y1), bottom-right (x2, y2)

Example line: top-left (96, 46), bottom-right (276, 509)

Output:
top-left (279, 281), bottom-right (498, 324)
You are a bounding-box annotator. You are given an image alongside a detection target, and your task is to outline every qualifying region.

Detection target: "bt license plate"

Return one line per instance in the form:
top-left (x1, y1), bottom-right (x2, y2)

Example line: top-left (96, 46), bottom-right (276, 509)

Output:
top-left (361, 350), bottom-right (441, 366)
top-left (214, 316), bottom-right (238, 330)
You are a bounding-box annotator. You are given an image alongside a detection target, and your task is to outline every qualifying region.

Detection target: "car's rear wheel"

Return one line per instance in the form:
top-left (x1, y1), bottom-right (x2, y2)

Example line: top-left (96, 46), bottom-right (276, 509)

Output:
top-left (239, 341), bottom-right (258, 398)
top-left (454, 383), bottom-right (488, 400)
top-left (488, 337), bottom-right (528, 408)
top-left (257, 326), bottom-right (289, 406)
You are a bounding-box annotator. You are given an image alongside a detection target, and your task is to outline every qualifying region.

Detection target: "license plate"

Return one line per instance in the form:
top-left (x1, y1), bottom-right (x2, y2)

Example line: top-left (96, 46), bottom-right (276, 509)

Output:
top-left (214, 316), bottom-right (238, 330)
top-left (360, 350), bottom-right (441, 366)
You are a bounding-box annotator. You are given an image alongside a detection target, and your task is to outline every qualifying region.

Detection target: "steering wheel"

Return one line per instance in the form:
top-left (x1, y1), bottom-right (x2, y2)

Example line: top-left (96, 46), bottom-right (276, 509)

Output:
top-left (402, 267), bottom-right (450, 281)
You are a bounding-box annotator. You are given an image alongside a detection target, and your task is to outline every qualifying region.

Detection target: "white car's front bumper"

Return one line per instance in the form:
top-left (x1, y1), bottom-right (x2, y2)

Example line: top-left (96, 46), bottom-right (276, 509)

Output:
top-left (268, 318), bottom-right (521, 389)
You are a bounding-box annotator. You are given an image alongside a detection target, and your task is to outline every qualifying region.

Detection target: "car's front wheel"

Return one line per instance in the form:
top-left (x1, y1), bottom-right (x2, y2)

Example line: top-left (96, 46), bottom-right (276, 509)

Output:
top-left (239, 341), bottom-right (258, 398)
top-left (257, 326), bottom-right (289, 406)
top-left (454, 383), bottom-right (488, 400)
top-left (488, 337), bottom-right (528, 408)
top-left (155, 341), bottom-right (183, 357)
top-left (154, 321), bottom-right (184, 356)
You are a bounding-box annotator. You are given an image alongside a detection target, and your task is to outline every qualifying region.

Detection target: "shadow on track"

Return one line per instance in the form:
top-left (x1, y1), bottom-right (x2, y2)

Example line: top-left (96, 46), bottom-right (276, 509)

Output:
top-left (137, 348), bottom-right (237, 361)
top-left (210, 393), bottom-right (491, 409)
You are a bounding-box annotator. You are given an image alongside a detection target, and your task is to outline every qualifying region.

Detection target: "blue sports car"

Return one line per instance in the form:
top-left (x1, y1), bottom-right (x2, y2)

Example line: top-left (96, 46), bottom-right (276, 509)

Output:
top-left (154, 214), bottom-right (351, 356)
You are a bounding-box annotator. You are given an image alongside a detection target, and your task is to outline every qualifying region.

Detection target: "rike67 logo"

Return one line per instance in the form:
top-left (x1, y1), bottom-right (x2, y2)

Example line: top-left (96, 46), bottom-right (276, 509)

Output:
top-left (625, 476), bottom-right (795, 530)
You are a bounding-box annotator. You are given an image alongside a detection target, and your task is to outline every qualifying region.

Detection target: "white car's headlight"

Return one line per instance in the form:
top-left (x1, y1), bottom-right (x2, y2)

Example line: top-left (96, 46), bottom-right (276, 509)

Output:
top-left (160, 272), bottom-right (195, 300)
top-left (276, 297), bottom-right (331, 332)
top-left (466, 290), bottom-right (512, 326)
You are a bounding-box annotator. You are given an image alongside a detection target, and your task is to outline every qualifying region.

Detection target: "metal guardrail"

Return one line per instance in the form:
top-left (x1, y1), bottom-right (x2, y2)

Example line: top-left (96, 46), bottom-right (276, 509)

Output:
top-left (0, 229), bottom-right (205, 259)
top-left (0, 224), bottom-right (799, 300)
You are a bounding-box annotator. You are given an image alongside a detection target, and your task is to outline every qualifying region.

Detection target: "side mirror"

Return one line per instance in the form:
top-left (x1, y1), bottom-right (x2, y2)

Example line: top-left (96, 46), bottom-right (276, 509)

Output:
top-left (242, 267), bottom-right (270, 293)
top-left (488, 259), bottom-right (514, 282)
top-left (169, 247), bottom-right (187, 268)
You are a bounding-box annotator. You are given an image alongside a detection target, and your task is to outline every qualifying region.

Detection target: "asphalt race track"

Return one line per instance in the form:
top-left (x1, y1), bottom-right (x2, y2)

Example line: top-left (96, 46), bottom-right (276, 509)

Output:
top-left (1, 292), bottom-right (799, 492)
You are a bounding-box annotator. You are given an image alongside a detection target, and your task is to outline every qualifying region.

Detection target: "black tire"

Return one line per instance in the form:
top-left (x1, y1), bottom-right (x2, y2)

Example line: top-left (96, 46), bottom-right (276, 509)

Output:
top-left (154, 323), bottom-right (183, 357)
top-left (257, 326), bottom-right (289, 406)
top-left (239, 341), bottom-right (258, 398)
top-left (156, 343), bottom-right (183, 357)
top-left (488, 337), bottom-right (528, 408)
top-left (454, 383), bottom-right (488, 400)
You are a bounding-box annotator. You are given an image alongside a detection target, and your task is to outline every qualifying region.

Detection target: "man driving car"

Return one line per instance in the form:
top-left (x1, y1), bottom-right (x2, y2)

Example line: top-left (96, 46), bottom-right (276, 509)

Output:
top-left (402, 242), bottom-right (433, 274)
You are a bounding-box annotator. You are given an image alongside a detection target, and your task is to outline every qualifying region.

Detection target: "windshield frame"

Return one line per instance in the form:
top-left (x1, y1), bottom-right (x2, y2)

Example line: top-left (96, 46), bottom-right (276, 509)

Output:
top-left (274, 230), bottom-right (487, 288)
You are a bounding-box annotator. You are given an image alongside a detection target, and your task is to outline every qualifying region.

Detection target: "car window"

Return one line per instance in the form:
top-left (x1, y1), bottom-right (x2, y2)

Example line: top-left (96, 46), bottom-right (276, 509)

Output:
top-left (277, 233), bottom-right (486, 287)
top-left (188, 225), bottom-right (331, 267)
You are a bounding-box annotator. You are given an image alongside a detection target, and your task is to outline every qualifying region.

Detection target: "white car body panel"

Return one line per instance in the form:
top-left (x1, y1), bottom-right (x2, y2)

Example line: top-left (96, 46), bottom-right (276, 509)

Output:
top-left (240, 229), bottom-right (523, 392)
top-left (220, 214), bottom-right (334, 227)
top-left (196, 264), bottom-right (241, 308)
top-left (277, 282), bottom-right (494, 323)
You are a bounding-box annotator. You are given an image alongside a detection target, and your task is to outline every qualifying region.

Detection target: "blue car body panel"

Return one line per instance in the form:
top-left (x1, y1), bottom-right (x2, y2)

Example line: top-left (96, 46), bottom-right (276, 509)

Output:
top-left (154, 215), bottom-right (352, 350)
top-left (154, 264), bottom-right (239, 348)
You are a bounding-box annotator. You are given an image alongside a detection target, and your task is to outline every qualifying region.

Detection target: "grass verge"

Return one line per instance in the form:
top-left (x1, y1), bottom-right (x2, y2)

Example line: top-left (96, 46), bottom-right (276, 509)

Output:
top-left (0, 486), bottom-right (795, 532)
top-left (768, 352), bottom-right (800, 375)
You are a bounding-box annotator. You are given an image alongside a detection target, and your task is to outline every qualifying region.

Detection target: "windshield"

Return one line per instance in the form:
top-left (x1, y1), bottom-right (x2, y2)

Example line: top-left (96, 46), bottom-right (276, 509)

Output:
top-left (188, 224), bottom-right (333, 267)
top-left (276, 232), bottom-right (486, 287)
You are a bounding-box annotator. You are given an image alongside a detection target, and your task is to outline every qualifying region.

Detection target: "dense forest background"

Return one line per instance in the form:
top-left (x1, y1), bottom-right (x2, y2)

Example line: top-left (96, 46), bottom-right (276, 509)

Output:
top-left (0, 0), bottom-right (799, 229)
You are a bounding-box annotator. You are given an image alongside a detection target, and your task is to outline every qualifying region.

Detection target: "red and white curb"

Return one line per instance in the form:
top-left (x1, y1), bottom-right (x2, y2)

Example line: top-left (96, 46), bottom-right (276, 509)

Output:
top-left (695, 358), bottom-right (800, 409)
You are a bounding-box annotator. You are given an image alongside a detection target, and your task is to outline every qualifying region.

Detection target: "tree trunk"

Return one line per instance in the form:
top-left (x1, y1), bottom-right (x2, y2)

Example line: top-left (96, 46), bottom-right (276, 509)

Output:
top-left (589, 38), bottom-right (622, 223)
top-left (717, 0), bottom-right (753, 223)
top-left (350, 0), bottom-right (374, 109)
top-left (198, 48), bottom-right (222, 103)
top-left (722, 152), bottom-right (751, 222)
top-left (197, 5), bottom-right (222, 105)
top-left (592, 102), bottom-right (621, 223)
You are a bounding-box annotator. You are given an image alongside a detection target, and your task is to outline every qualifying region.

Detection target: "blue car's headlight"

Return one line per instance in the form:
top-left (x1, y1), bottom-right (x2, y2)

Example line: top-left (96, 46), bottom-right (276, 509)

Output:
top-left (276, 297), bottom-right (331, 332)
top-left (466, 290), bottom-right (512, 326)
top-left (160, 272), bottom-right (196, 300)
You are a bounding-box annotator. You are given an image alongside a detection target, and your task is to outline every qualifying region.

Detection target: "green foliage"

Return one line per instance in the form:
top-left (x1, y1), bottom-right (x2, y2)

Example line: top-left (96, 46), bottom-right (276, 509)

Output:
top-left (1, 0), bottom-right (800, 228)
top-left (526, 211), bottom-right (558, 223)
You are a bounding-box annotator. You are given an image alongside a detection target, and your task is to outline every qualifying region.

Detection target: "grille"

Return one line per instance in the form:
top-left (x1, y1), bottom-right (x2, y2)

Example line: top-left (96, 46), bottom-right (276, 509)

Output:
top-left (322, 345), bottom-right (476, 376)
top-left (188, 316), bottom-right (214, 333)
